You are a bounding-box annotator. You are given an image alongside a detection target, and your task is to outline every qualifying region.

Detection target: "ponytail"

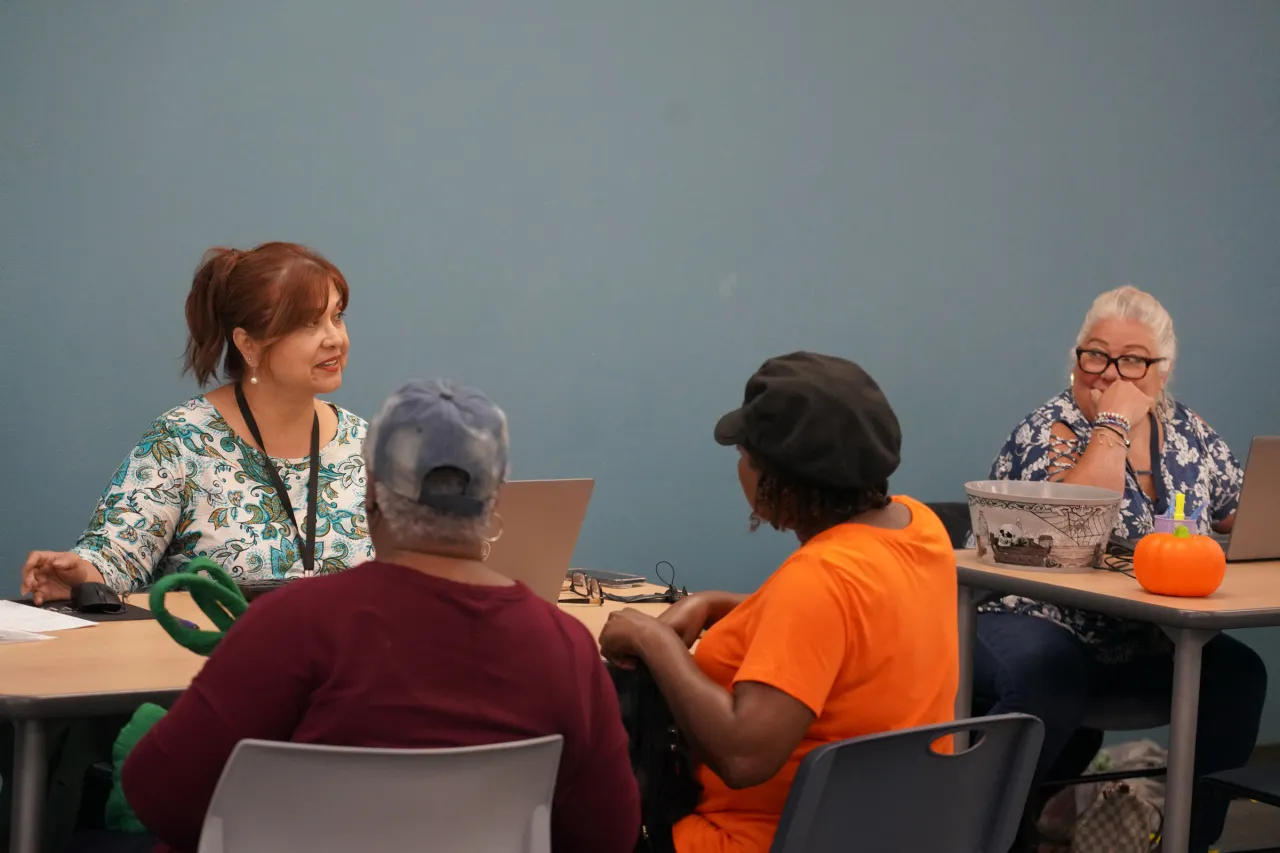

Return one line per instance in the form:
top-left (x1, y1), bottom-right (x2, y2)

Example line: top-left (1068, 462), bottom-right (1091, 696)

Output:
top-left (182, 248), bottom-right (241, 387)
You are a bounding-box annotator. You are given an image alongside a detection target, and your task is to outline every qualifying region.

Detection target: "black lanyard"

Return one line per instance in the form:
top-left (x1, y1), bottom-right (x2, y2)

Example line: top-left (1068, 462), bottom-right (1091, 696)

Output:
top-left (1128, 411), bottom-right (1167, 516)
top-left (235, 383), bottom-right (320, 575)
top-left (1147, 411), bottom-right (1167, 516)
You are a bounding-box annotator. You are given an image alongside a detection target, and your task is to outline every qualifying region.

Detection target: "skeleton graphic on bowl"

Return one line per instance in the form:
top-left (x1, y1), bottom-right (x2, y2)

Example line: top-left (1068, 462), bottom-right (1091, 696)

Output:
top-left (988, 519), bottom-right (1060, 567)
top-left (966, 484), bottom-right (1119, 569)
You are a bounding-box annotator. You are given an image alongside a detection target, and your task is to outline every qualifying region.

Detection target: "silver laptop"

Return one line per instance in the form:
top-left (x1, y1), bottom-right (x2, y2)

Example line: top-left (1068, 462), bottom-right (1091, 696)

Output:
top-left (1217, 437), bottom-right (1280, 562)
top-left (485, 479), bottom-right (595, 603)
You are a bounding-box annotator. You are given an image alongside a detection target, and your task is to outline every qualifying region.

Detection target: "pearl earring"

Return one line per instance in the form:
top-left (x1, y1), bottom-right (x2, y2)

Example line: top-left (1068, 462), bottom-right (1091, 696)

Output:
top-left (248, 362), bottom-right (259, 385)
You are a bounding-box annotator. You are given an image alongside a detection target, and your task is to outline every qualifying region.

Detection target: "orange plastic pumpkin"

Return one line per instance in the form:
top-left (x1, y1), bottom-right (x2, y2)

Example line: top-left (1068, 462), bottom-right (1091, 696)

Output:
top-left (1133, 526), bottom-right (1226, 598)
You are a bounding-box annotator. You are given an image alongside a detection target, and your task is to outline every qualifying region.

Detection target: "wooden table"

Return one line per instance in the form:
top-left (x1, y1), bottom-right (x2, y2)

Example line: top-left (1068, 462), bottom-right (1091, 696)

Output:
top-left (954, 550), bottom-right (1280, 853)
top-left (0, 584), bottom-right (672, 853)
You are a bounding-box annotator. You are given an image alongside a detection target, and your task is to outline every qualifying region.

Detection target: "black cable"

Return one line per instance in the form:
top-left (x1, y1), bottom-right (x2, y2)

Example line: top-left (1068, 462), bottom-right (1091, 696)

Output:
top-left (1101, 553), bottom-right (1136, 578)
top-left (603, 560), bottom-right (687, 604)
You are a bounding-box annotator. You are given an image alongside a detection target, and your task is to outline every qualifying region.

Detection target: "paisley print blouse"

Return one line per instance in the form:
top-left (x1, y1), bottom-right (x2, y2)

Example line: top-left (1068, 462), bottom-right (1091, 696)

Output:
top-left (72, 397), bottom-right (373, 593)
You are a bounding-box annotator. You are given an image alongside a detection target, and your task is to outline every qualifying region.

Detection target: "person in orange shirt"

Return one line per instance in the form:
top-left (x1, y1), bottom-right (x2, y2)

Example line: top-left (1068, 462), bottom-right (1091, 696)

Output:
top-left (600, 352), bottom-right (959, 853)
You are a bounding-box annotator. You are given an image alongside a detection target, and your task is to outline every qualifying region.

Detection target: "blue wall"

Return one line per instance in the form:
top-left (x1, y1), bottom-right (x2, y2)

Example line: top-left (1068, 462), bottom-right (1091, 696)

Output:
top-left (2, 0), bottom-right (1278, 731)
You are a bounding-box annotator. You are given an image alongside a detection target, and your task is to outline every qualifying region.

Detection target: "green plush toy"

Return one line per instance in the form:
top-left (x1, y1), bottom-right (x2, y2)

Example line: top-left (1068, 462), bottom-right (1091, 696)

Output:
top-left (103, 557), bottom-right (250, 833)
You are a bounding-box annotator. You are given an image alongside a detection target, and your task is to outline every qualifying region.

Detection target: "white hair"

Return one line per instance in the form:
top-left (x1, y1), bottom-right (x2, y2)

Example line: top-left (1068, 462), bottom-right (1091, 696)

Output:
top-left (1072, 285), bottom-right (1177, 376)
top-left (373, 478), bottom-right (491, 551)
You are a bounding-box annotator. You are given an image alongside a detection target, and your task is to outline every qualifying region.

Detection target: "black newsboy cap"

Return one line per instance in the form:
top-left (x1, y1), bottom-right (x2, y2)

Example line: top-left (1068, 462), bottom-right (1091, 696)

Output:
top-left (714, 351), bottom-right (902, 491)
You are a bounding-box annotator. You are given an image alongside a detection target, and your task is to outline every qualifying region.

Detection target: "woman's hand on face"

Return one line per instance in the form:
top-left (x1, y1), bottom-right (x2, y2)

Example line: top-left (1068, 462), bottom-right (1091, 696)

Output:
top-left (20, 552), bottom-right (103, 605)
top-left (1091, 380), bottom-right (1156, 428)
top-left (657, 594), bottom-right (713, 648)
top-left (599, 609), bottom-right (670, 669)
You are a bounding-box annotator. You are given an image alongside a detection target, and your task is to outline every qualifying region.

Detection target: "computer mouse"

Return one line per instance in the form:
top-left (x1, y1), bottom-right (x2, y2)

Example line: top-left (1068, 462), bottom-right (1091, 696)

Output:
top-left (70, 581), bottom-right (125, 614)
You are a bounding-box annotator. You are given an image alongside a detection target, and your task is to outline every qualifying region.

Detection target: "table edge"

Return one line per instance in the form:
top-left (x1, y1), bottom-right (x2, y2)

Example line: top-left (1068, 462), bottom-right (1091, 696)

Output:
top-left (957, 566), bottom-right (1280, 630)
top-left (0, 584), bottom-right (678, 720)
top-left (0, 688), bottom-right (184, 719)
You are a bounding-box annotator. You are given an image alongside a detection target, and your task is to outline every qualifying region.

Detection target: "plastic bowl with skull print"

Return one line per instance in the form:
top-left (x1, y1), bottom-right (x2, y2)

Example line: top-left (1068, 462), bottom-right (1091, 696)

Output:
top-left (965, 480), bottom-right (1122, 572)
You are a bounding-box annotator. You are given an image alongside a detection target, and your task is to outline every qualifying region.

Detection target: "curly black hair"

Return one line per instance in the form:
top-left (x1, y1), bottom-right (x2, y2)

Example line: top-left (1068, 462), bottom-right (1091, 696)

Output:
top-left (749, 457), bottom-right (891, 537)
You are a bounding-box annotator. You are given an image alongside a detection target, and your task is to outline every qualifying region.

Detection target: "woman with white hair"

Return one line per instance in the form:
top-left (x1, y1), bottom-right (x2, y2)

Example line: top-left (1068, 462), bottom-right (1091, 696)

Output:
top-left (972, 286), bottom-right (1266, 853)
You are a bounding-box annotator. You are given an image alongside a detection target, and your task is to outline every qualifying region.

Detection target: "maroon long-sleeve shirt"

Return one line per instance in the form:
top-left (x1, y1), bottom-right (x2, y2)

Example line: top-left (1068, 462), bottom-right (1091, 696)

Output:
top-left (122, 560), bottom-right (640, 853)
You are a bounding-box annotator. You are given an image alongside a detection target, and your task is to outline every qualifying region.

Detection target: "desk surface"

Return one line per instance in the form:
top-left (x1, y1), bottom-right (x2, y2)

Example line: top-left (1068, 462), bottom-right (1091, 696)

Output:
top-left (956, 550), bottom-right (1280, 630)
top-left (0, 583), bottom-right (670, 716)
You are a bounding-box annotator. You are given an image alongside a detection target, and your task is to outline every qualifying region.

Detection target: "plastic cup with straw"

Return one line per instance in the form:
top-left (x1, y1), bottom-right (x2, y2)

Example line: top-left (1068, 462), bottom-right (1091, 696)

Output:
top-left (1154, 491), bottom-right (1200, 536)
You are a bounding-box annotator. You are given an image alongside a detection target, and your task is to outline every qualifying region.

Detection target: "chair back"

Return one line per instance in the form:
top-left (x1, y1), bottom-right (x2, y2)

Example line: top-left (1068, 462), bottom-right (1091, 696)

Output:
top-left (196, 735), bottom-right (563, 853)
top-left (926, 501), bottom-right (973, 548)
top-left (770, 714), bottom-right (1043, 853)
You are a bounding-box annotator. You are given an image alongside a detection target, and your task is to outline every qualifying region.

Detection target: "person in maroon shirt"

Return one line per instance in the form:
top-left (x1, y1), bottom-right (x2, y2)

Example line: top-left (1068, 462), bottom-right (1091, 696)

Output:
top-left (121, 379), bottom-right (640, 853)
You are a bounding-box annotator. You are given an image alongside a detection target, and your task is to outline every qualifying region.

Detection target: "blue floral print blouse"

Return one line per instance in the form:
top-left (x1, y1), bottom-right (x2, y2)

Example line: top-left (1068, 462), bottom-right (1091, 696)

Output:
top-left (979, 389), bottom-right (1243, 661)
top-left (72, 396), bottom-right (373, 593)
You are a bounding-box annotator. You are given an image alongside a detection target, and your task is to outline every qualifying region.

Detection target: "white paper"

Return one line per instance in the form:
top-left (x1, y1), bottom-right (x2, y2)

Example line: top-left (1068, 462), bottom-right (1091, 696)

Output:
top-left (0, 601), bottom-right (97, 633)
top-left (0, 628), bottom-right (54, 644)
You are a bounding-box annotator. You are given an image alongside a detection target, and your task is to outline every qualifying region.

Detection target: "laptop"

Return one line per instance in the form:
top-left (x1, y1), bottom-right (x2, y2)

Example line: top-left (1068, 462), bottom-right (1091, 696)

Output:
top-left (485, 479), bottom-right (595, 603)
top-left (1217, 437), bottom-right (1280, 562)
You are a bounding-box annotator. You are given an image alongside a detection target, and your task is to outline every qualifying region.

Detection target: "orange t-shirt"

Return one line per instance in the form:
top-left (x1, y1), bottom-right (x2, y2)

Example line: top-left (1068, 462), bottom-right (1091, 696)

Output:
top-left (672, 495), bottom-right (959, 853)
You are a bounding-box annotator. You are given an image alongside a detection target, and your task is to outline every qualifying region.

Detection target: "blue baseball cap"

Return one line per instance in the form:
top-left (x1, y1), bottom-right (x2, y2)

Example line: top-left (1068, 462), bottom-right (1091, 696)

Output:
top-left (364, 379), bottom-right (509, 517)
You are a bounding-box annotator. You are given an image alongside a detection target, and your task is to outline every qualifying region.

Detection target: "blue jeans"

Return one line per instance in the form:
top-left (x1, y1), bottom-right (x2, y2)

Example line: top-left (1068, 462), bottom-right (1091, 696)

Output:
top-left (973, 612), bottom-right (1267, 853)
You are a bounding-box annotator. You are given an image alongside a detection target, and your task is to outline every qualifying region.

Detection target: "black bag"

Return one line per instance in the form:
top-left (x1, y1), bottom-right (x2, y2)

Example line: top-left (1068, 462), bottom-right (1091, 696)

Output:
top-left (608, 663), bottom-right (702, 853)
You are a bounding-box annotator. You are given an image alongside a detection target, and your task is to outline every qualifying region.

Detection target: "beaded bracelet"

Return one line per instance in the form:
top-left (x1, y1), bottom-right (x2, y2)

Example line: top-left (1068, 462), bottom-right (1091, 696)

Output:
top-left (1094, 411), bottom-right (1132, 434)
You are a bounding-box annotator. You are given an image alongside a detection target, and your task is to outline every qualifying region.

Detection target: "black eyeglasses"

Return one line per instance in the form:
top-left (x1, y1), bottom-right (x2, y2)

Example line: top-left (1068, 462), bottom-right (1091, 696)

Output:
top-left (1075, 348), bottom-right (1166, 381)
top-left (559, 563), bottom-right (690, 606)
top-left (559, 571), bottom-right (604, 606)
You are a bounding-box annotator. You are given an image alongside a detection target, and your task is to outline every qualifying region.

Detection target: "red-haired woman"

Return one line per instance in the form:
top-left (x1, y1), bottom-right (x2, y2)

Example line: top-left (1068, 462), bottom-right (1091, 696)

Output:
top-left (22, 242), bottom-right (372, 600)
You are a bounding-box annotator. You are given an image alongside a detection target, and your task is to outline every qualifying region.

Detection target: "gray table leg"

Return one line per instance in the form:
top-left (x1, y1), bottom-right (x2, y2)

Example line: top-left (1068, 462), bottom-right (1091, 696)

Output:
top-left (10, 718), bottom-right (48, 853)
top-left (956, 584), bottom-right (976, 721)
top-left (1161, 627), bottom-right (1214, 853)
top-left (955, 585), bottom-right (977, 749)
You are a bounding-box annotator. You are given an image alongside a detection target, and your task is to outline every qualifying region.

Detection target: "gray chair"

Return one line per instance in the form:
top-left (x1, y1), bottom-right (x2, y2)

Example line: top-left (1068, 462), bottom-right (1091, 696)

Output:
top-left (196, 735), bottom-right (563, 853)
top-left (769, 714), bottom-right (1044, 853)
top-left (1038, 658), bottom-right (1171, 789)
top-left (978, 656), bottom-right (1171, 794)
top-left (926, 501), bottom-right (973, 549)
top-left (1201, 765), bottom-right (1280, 853)
top-left (1080, 694), bottom-right (1169, 733)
